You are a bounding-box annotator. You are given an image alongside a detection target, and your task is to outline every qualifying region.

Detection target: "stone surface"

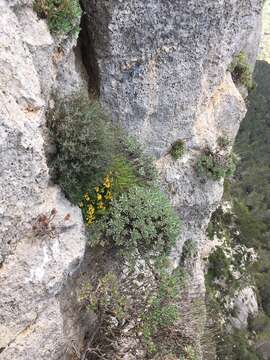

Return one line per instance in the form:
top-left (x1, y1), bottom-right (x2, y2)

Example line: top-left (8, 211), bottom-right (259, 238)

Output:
top-left (82, 0), bottom-right (261, 156)
top-left (78, 1), bottom-right (262, 357)
top-left (81, 0), bottom-right (261, 284)
top-left (0, 1), bottom-right (87, 359)
top-left (0, 0), bottom-right (263, 358)
top-left (230, 287), bottom-right (259, 330)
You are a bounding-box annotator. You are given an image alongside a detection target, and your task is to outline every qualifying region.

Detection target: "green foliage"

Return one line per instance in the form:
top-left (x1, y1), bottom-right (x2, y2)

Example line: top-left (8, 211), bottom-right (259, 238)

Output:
top-left (33, 0), bottom-right (81, 35)
top-left (233, 200), bottom-right (267, 248)
top-left (249, 312), bottom-right (270, 334)
top-left (110, 156), bottom-right (139, 195)
top-left (79, 272), bottom-right (127, 321)
top-left (196, 149), bottom-right (236, 181)
top-left (89, 186), bottom-right (180, 260)
top-left (78, 260), bottom-right (186, 358)
top-left (231, 62), bottom-right (270, 315)
top-left (207, 246), bottom-right (231, 281)
top-left (48, 94), bottom-right (157, 205)
top-left (170, 139), bottom-right (186, 160)
top-left (181, 239), bottom-right (198, 264)
top-left (205, 61), bottom-right (270, 359)
top-left (229, 51), bottom-right (254, 91)
top-left (140, 267), bottom-right (183, 354)
top-left (48, 94), bottom-right (116, 204)
top-left (119, 137), bottom-right (158, 186)
top-left (217, 330), bottom-right (264, 360)
top-left (49, 94), bottom-right (183, 358)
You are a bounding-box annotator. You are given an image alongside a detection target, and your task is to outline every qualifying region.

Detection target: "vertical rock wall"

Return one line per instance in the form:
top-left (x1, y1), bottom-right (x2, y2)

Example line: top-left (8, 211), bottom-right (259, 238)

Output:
top-left (0, 0), bottom-right (263, 359)
top-left (0, 1), bottom-right (87, 359)
top-left (81, 0), bottom-right (262, 275)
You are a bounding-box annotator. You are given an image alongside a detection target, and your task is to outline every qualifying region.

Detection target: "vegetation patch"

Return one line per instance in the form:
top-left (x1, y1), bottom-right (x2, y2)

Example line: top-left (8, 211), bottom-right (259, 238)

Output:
top-left (48, 94), bottom-right (157, 204)
top-left (181, 239), bottom-right (198, 265)
top-left (229, 51), bottom-right (254, 91)
top-left (48, 93), bottom-right (198, 359)
top-left (170, 139), bottom-right (186, 160)
top-left (78, 256), bottom-right (187, 358)
top-left (33, 0), bottom-right (81, 35)
top-left (89, 185), bottom-right (180, 261)
top-left (196, 148), bottom-right (237, 181)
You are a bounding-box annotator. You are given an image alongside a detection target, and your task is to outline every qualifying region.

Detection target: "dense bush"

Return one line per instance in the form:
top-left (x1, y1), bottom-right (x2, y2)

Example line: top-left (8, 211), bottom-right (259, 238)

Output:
top-left (170, 139), bottom-right (186, 160)
top-left (48, 94), bottom-right (157, 205)
top-left (33, 0), bottom-right (81, 35)
top-left (48, 95), bottom-right (117, 203)
top-left (207, 246), bottom-right (231, 281)
top-left (229, 51), bottom-right (254, 91)
top-left (79, 263), bottom-right (186, 358)
top-left (89, 185), bottom-right (180, 260)
top-left (196, 149), bottom-right (236, 181)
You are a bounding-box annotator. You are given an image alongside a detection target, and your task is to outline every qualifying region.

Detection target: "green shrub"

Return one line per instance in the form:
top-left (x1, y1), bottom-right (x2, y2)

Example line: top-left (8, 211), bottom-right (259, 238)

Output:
top-left (78, 261), bottom-right (185, 358)
top-left (119, 137), bottom-right (158, 186)
top-left (33, 0), bottom-right (81, 35)
top-left (249, 313), bottom-right (270, 334)
top-left (196, 149), bottom-right (236, 181)
top-left (48, 94), bottom-right (158, 205)
top-left (181, 239), bottom-right (198, 264)
top-left (170, 139), bottom-right (186, 160)
top-left (217, 136), bottom-right (231, 149)
top-left (89, 186), bottom-right (180, 260)
top-left (140, 267), bottom-right (183, 354)
top-left (48, 95), bottom-right (117, 204)
top-left (207, 246), bottom-right (231, 281)
top-left (217, 330), bottom-right (263, 360)
top-left (110, 156), bottom-right (139, 195)
top-left (229, 51), bottom-right (254, 91)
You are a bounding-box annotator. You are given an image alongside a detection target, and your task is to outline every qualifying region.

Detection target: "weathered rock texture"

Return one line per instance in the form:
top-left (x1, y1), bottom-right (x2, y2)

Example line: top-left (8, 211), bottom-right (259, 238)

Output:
top-left (0, 0), bottom-right (263, 359)
top-left (81, 0), bottom-right (262, 278)
top-left (0, 1), bottom-right (87, 359)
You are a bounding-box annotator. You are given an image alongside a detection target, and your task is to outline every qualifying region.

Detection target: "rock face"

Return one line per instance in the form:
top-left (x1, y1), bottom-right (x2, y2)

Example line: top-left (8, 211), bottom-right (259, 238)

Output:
top-left (0, 1), bottom-right (87, 359)
top-left (230, 287), bottom-right (259, 330)
top-left (0, 0), bottom-right (263, 359)
top-left (81, 0), bottom-right (261, 274)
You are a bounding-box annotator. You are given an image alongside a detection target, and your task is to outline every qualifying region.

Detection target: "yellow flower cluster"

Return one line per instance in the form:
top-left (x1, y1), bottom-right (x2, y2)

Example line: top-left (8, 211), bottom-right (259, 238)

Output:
top-left (79, 173), bottom-right (114, 226)
top-left (103, 174), bottom-right (112, 189)
top-left (86, 203), bottom-right (95, 224)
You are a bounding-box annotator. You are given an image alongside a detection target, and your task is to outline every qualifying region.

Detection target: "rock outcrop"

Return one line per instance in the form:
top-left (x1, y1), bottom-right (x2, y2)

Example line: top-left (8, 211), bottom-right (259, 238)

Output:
top-left (0, 0), bottom-right (263, 359)
top-left (0, 1), bottom-right (87, 358)
top-left (81, 0), bottom-right (261, 281)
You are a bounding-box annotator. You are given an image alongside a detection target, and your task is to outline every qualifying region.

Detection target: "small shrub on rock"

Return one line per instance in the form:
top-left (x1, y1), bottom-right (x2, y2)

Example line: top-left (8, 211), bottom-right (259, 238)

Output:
top-left (181, 239), bottom-right (198, 264)
top-left (33, 0), bottom-right (81, 35)
top-left (119, 137), bottom-right (158, 186)
top-left (170, 139), bottom-right (186, 160)
top-left (196, 148), bottom-right (236, 181)
top-left (229, 51), bottom-right (254, 91)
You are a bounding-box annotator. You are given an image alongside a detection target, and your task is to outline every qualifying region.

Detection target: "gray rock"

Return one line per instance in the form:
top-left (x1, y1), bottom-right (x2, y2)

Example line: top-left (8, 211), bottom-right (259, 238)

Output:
top-left (82, 0), bottom-right (261, 156)
top-left (80, 1), bottom-right (262, 355)
top-left (230, 287), bottom-right (259, 330)
top-left (0, 1), bottom-right (87, 359)
top-left (0, 0), bottom-right (263, 358)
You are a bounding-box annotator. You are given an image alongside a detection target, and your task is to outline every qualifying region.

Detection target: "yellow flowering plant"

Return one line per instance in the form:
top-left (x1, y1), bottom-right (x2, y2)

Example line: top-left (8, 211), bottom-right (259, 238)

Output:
top-left (79, 173), bottom-right (113, 225)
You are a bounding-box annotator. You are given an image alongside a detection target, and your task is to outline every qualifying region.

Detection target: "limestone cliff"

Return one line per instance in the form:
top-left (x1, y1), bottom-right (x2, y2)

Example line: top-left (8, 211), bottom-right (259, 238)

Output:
top-left (0, 0), bottom-right (263, 359)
